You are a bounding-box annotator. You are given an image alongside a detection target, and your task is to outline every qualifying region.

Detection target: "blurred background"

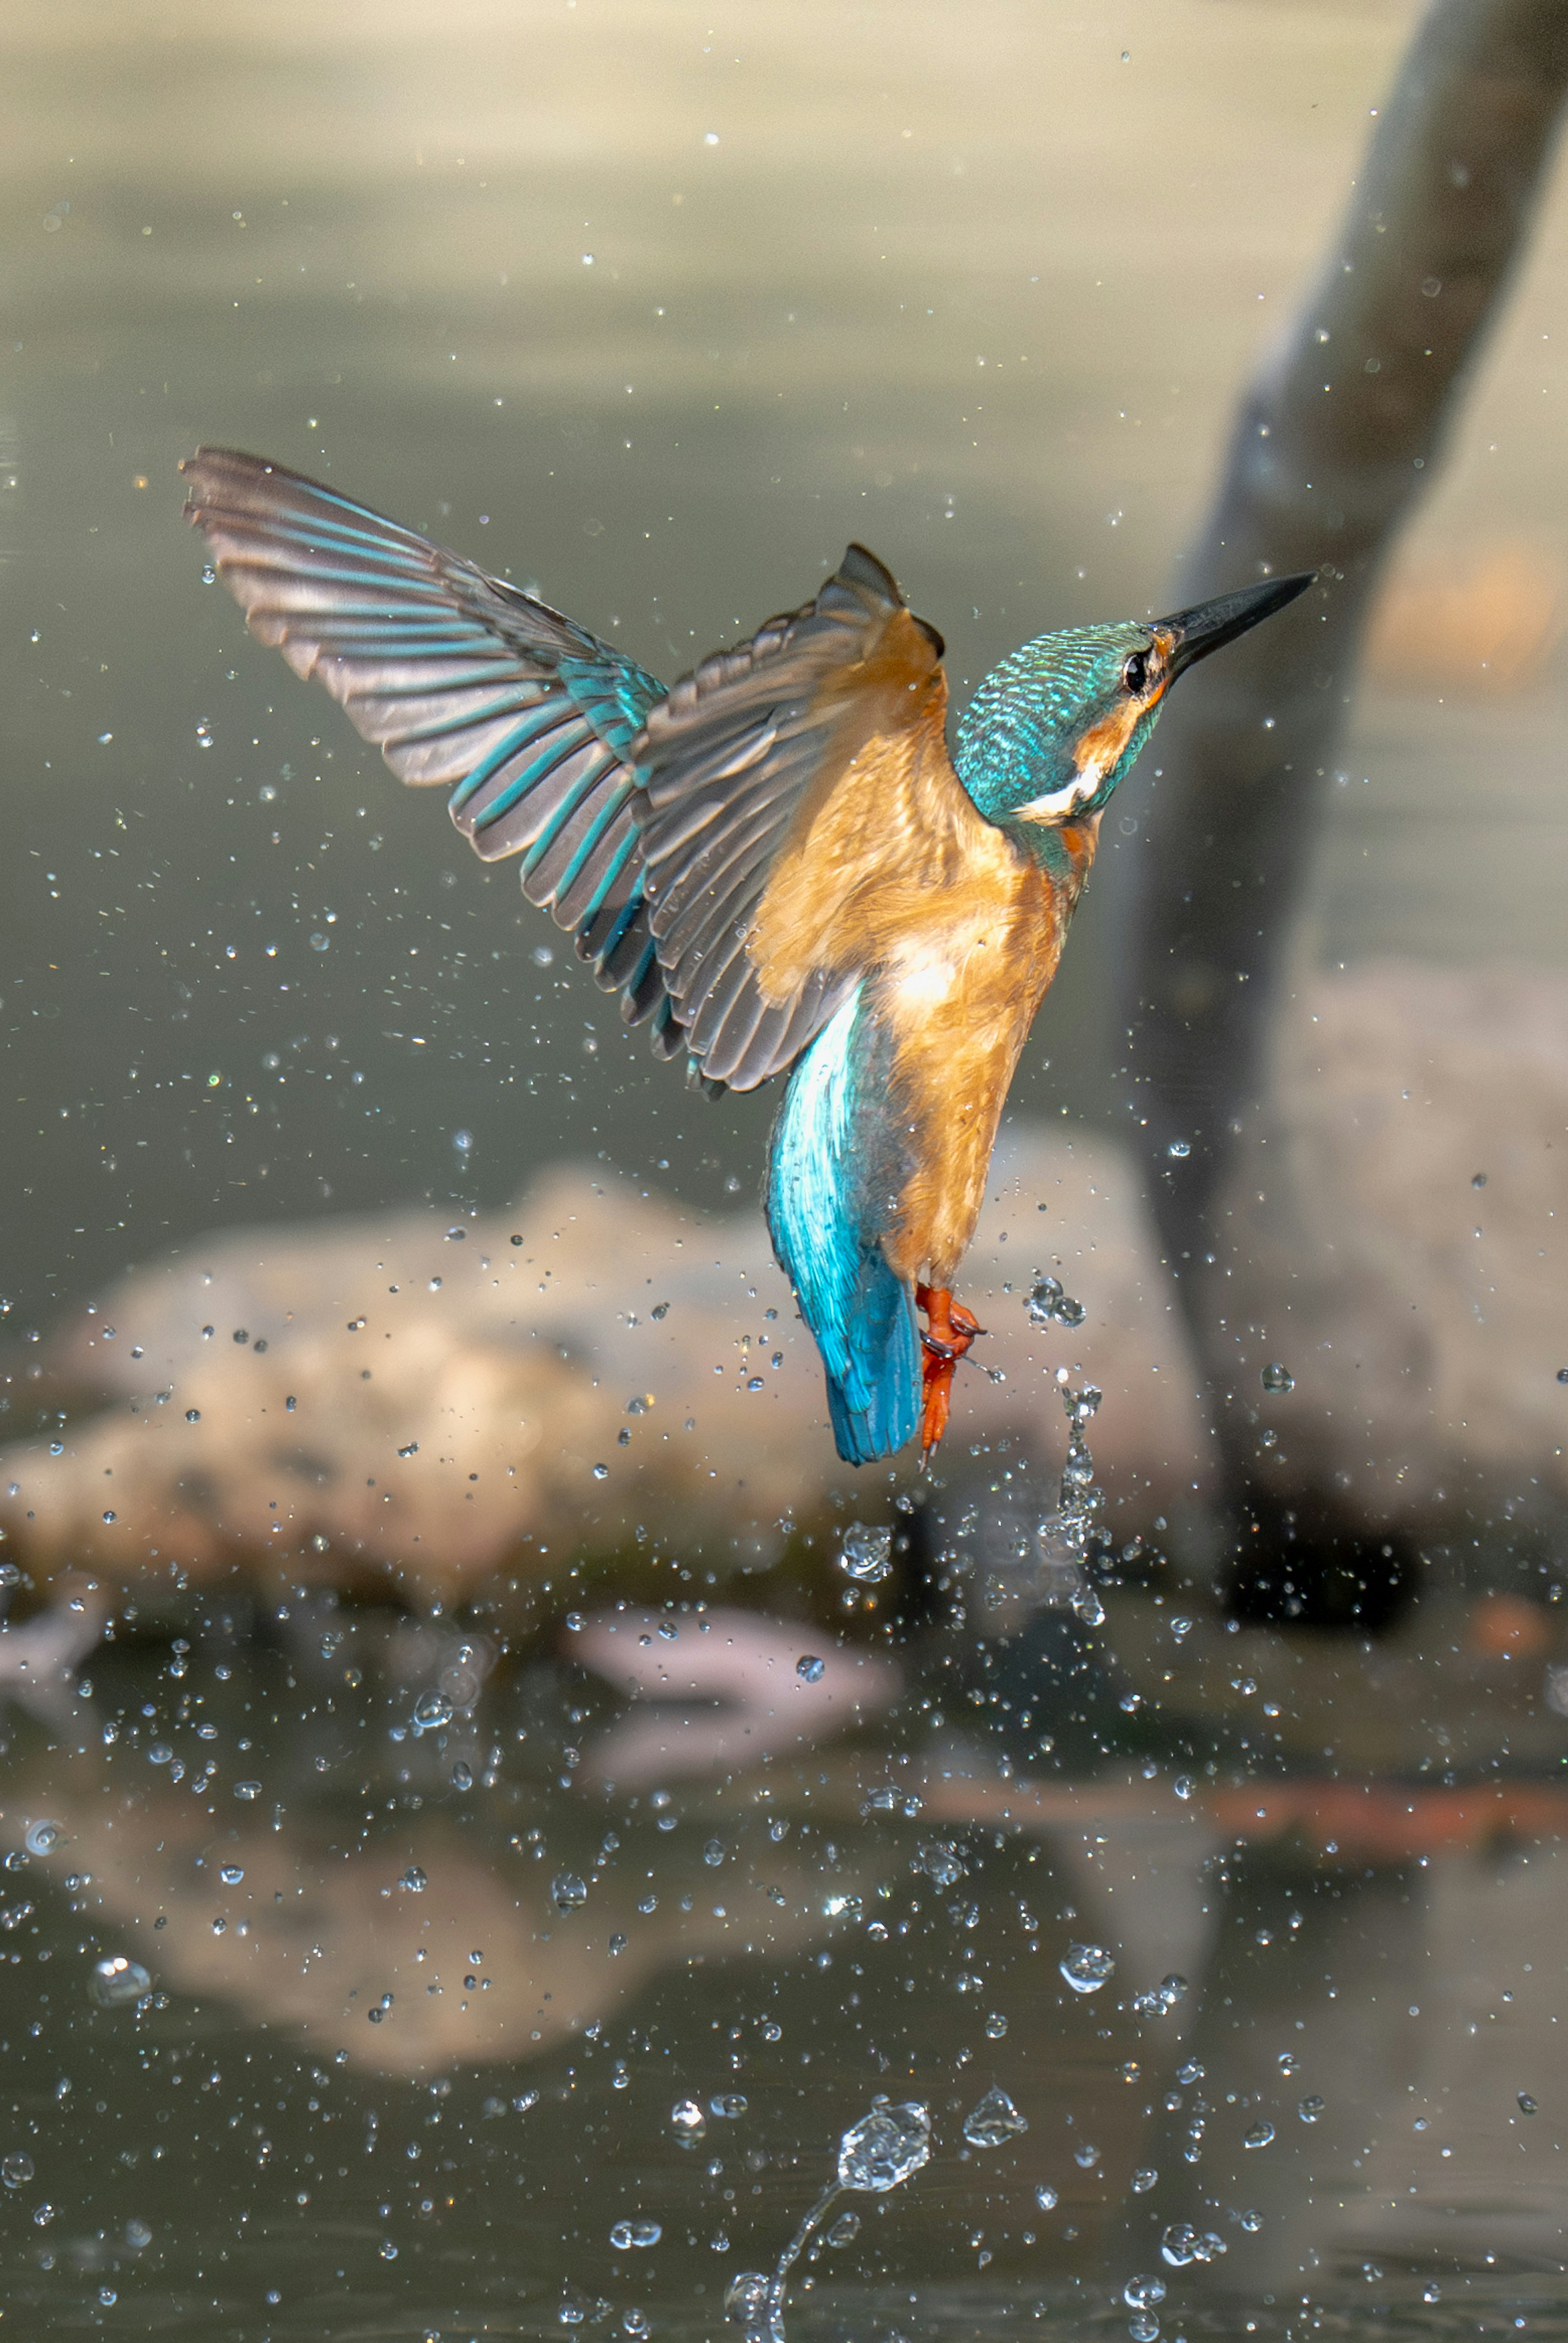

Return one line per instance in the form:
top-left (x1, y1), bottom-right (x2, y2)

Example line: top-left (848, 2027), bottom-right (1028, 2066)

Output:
top-left (4, 2), bottom-right (1568, 2339)
top-left (5, 0), bottom-right (1567, 1306)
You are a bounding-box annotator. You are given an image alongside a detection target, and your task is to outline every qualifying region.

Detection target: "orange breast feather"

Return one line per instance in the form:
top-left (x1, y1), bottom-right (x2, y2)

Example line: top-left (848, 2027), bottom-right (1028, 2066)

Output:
top-left (749, 650), bottom-right (1098, 1287)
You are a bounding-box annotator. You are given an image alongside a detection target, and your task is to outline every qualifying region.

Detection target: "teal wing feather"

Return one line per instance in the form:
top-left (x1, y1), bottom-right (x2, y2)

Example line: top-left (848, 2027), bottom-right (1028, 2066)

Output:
top-left (181, 447), bottom-right (676, 1043)
top-left (629, 544), bottom-right (945, 1091)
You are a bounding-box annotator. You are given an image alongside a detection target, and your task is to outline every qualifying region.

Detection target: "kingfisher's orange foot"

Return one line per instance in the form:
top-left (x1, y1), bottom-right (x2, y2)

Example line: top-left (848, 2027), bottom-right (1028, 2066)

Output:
top-left (915, 1285), bottom-right (984, 1460)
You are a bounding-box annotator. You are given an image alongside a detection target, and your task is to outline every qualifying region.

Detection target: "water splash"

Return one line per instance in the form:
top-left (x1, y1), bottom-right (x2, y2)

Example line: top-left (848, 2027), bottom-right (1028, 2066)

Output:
top-left (1031, 1376), bottom-right (1108, 1622)
top-left (727, 2098), bottom-right (930, 2342)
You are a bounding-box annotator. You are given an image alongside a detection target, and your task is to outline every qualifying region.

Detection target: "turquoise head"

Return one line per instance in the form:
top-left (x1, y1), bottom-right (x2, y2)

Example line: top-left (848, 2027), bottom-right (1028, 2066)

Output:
top-left (954, 573), bottom-right (1314, 831)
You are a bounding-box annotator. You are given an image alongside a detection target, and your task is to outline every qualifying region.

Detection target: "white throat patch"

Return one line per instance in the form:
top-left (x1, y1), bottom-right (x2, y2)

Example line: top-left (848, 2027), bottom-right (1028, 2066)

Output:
top-left (1015, 761), bottom-right (1105, 823)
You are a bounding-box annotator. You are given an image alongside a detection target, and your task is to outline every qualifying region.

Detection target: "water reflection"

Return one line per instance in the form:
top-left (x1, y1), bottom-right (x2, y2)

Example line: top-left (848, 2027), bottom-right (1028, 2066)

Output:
top-left (0, 1568), bottom-right (1562, 2335)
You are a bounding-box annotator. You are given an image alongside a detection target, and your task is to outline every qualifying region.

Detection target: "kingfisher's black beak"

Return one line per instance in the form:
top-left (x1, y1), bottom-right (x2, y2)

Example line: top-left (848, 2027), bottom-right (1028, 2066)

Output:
top-left (1158, 570), bottom-right (1316, 681)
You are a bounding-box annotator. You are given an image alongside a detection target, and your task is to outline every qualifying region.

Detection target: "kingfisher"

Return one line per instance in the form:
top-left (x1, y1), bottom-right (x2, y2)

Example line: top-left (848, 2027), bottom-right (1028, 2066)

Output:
top-left (182, 448), bottom-right (1310, 1467)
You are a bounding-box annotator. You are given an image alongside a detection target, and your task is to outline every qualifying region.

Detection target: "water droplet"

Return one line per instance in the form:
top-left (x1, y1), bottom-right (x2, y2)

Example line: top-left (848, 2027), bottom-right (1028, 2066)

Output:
top-left (825, 2209), bottom-right (862, 2246)
top-left (669, 2098), bottom-right (706, 2140)
top-left (1519, 2091), bottom-right (1539, 2114)
top-left (452, 1129), bottom-right (473, 1155)
top-left (218, 1864), bottom-right (244, 1886)
top-left (1169, 1615), bottom-right (1194, 1641)
top-left (24, 1822), bottom-right (62, 1857)
top-left (551, 1871), bottom-right (588, 1914)
top-left (1059, 1943), bottom-right (1116, 1994)
top-left (2, 2154), bottom-right (35, 2188)
top-left (1035, 2184), bottom-right (1058, 2209)
top-left (703, 1838), bottom-right (725, 1866)
top-left (1244, 2121), bottom-right (1276, 2149)
top-left (1298, 2094), bottom-right (1325, 2123)
top-left (1167, 1138), bottom-right (1191, 1159)
top-left (912, 1840), bottom-right (966, 1888)
top-left (796, 1654), bottom-right (824, 1682)
top-left (1131, 1974), bottom-right (1189, 2017)
top-left (725, 2272), bottom-right (769, 2322)
top-left (399, 1866), bottom-right (427, 1893)
top-left (1125, 2276), bottom-right (1167, 2310)
top-left (984, 2012), bottom-right (1008, 2039)
top-left (1129, 2312), bottom-right (1160, 2343)
top-left (1073, 2141), bottom-right (1101, 2168)
top-left (962, 2086), bottom-right (1028, 2147)
top-left (412, 1690), bottom-right (454, 1732)
top-left (379, 2239), bottom-right (396, 2259)
top-left (839, 1522), bottom-right (893, 1583)
top-left (185, 1409), bottom-right (200, 1424)
top-left (1026, 1274), bottom-right (1085, 1328)
top-left (102, 1510), bottom-right (116, 1525)
top-left (89, 1955), bottom-right (151, 2008)
top-left (710, 2093), bottom-right (748, 2118)
top-left (837, 2099), bottom-right (931, 2189)
top-left (1423, 2284), bottom-right (1443, 2304)
top-left (234, 1780), bottom-right (262, 1801)
top-left (609, 2220), bottom-right (662, 2250)
top-left (1160, 2223), bottom-right (1227, 2267)
top-left (592, 1463), bottom-right (610, 1480)
top-left (1261, 1361), bottom-right (1294, 1394)
top-left (1131, 2168), bottom-right (1158, 2193)
top-left (451, 1762), bottom-right (473, 1791)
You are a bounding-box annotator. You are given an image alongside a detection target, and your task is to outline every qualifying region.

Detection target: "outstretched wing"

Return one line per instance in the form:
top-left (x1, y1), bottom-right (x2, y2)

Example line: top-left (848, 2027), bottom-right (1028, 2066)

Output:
top-left (631, 545), bottom-right (949, 1090)
top-left (181, 448), bottom-right (677, 1045)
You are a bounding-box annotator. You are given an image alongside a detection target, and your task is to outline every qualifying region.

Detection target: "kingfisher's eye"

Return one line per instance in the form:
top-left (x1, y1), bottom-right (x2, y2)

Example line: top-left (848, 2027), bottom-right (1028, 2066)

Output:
top-left (1123, 650), bottom-right (1148, 695)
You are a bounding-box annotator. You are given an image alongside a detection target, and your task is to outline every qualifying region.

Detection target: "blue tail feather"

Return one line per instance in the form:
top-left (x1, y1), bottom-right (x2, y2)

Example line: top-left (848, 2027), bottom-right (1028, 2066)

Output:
top-left (766, 989), bottom-right (920, 1465)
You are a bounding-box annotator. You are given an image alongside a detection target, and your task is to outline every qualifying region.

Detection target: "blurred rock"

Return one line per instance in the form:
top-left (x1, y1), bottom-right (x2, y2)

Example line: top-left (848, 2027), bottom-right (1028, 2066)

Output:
top-left (0, 1140), bottom-right (1204, 1606)
top-left (1217, 959), bottom-right (1568, 1567)
top-left (6, 956), bottom-right (1568, 1613)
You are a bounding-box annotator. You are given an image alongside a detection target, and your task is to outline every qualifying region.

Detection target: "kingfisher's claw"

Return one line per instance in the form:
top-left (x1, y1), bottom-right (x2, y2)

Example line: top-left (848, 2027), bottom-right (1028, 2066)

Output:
top-left (915, 1285), bottom-right (984, 1458)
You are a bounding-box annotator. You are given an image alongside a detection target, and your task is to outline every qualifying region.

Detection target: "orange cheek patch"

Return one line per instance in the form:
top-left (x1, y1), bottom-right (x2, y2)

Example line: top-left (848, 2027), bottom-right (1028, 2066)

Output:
top-left (1071, 670), bottom-right (1168, 780)
top-left (1072, 697), bottom-right (1144, 778)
